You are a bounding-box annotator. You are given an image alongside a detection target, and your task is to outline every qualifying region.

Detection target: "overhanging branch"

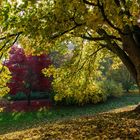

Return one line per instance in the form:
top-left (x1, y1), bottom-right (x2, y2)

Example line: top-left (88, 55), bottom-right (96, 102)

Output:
top-left (76, 46), bottom-right (104, 72)
top-left (83, 0), bottom-right (126, 35)
top-left (0, 31), bottom-right (22, 52)
top-left (0, 32), bottom-right (22, 74)
top-left (0, 31), bottom-right (23, 41)
top-left (97, 0), bottom-right (125, 35)
top-left (51, 23), bottom-right (84, 39)
top-left (83, 0), bottom-right (98, 6)
top-left (89, 46), bottom-right (105, 56)
top-left (81, 34), bottom-right (122, 41)
top-left (98, 28), bottom-right (137, 82)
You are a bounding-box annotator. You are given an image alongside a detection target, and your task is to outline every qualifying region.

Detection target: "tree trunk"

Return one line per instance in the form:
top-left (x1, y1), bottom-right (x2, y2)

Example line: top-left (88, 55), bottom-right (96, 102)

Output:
top-left (98, 27), bottom-right (140, 89)
top-left (120, 26), bottom-right (140, 111)
top-left (27, 92), bottom-right (31, 106)
top-left (121, 26), bottom-right (140, 90)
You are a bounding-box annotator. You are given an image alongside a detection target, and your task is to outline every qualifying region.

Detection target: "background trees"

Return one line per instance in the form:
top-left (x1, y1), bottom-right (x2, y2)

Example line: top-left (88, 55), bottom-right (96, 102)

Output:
top-left (0, 1), bottom-right (139, 85)
top-left (100, 57), bottom-right (136, 92)
top-left (0, 0), bottom-right (139, 101)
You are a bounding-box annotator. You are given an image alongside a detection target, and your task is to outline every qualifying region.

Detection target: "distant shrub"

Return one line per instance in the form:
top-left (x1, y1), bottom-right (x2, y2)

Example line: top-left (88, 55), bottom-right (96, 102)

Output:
top-left (100, 80), bottom-right (123, 97)
top-left (53, 79), bottom-right (124, 105)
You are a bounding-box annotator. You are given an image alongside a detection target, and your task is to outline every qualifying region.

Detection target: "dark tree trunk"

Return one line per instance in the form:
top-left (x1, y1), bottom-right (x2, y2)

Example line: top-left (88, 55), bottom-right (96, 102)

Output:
top-left (98, 27), bottom-right (140, 110)
top-left (134, 103), bottom-right (140, 113)
top-left (120, 25), bottom-right (140, 111)
top-left (27, 93), bottom-right (31, 106)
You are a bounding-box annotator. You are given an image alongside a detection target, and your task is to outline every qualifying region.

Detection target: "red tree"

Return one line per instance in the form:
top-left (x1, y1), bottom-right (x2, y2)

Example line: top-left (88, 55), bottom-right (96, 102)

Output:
top-left (5, 45), bottom-right (52, 105)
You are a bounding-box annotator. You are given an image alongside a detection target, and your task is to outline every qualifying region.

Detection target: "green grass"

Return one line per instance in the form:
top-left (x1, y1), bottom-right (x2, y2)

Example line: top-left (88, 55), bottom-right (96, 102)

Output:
top-left (0, 93), bottom-right (140, 135)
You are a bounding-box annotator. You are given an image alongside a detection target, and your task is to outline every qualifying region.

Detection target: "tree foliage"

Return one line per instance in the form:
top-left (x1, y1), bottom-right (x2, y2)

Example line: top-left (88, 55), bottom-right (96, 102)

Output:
top-left (0, 65), bottom-right (11, 97)
top-left (43, 41), bottom-right (123, 105)
top-left (5, 45), bottom-right (52, 97)
top-left (100, 57), bottom-right (136, 92)
top-left (0, 0), bottom-right (140, 97)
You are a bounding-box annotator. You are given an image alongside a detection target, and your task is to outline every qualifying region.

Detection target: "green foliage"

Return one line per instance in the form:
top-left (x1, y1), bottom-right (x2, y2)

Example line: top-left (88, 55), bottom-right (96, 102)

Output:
top-left (0, 65), bottom-right (11, 97)
top-left (0, 0), bottom-right (139, 101)
top-left (43, 56), bottom-right (124, 105)
top-left (108, 65), bottom-right (135, 92)
top-left (43, 42), bottom-right (109, 105)
top-left (54, 81), bottom-right (109, 105)
top-left (43, 43), bottom-right (126, 105)
top-left (100, 57), bottom-right (136, 92)
top-left (100, 80), bottom-right (123, 97)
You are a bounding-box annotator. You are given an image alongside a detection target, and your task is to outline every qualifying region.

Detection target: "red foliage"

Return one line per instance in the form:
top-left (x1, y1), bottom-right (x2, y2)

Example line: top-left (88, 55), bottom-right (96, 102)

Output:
top-left (5, 45), bottom-right (52, 95)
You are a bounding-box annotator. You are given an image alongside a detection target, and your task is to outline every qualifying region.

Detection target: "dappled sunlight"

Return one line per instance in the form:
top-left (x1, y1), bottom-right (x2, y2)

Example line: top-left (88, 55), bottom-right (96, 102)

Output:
top-left (0, 107), bottom-right (4, 113)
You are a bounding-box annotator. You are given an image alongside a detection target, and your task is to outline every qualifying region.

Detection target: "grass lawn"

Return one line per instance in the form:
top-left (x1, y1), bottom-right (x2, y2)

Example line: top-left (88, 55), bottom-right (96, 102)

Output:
top-left (0, 93), bottom-right (140, 136)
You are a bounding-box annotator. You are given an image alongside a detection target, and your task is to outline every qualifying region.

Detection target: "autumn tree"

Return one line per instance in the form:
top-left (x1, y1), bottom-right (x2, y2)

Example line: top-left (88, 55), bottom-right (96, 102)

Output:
top-left (5, 45), bottom-right (52, 105)
top-left (0, 1), bottom-right (140, 101)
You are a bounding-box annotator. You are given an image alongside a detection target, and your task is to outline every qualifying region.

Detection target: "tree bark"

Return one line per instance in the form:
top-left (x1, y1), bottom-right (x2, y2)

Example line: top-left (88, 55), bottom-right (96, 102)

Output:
top-left (27, 93), bottom-right (31, 106)
top-left (96, 27), bottom-right (140, 110)
top-left (120, 25), bottom-right (140, 111)
top-left (121, 26), bottom-right (140, 90)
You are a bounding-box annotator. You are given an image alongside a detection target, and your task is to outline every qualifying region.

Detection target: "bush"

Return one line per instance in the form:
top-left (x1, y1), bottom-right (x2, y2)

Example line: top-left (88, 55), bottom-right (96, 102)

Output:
top-left (53, 81), bottom-right (112, 105)
top-left (100, 80), bottom-right (123, 97)
top-left (52, 79), bottom-right (124, 106)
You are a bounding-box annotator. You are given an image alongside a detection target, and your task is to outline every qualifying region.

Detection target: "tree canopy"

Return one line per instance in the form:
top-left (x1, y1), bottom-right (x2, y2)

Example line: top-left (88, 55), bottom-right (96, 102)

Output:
top-left (0, 0), bottom-right (140, 96)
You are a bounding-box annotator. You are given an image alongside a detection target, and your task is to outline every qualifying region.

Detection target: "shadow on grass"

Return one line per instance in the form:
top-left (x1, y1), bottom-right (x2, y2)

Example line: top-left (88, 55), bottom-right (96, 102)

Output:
top-left (0, 93), bottom-right (140, 135)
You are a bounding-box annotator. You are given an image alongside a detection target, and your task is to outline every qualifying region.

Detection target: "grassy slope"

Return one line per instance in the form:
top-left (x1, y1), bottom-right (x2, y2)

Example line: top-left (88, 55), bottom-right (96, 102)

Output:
top-left (0, 93), bottom-right (140, 139)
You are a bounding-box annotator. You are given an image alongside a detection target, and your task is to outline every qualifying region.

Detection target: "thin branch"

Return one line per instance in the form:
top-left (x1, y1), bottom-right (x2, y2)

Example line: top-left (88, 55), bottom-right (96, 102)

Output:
top-left (83, 0), bottom-right (98, 6)
top-left (97, 0), bottom-right (125, 35)
top-left (81, 35), bottom-right (122, 41)
top-left (89, 46), bottom-right (105, 56)
top-left (77, 46), bottom-right (104, 72)
top-left (0, 31), bottom-right (22, 52)
top-left (0, 40), bottom-right (10, 52)
top-left (51, 23), bottom-right (84, 39)
top-left (0, 60), bottom-right (5, 74)
top-left (0, 31), bottom-right (23, 41)
top-left (0, 32), bottom-right (22, 74)
top-left (11, 32), bottom-right (21, 45)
